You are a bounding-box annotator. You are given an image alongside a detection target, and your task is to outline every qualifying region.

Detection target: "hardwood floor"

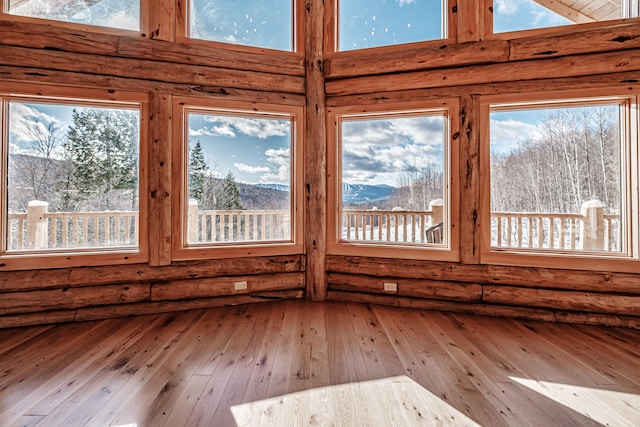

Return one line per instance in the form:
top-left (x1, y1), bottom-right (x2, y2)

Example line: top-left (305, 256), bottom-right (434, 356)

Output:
top-left (1, 300), bottom-right (639, 426)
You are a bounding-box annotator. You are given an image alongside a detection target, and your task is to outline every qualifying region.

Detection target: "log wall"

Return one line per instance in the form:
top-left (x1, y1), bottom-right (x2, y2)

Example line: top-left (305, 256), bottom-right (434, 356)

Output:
top-left (1, 2), bottom-right (640, 328)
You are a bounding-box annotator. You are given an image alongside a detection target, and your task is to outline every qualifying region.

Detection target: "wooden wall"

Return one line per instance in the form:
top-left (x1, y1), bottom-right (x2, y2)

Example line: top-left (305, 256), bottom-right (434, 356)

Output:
top-left (0, 13), bottom-right (307, 328)
top-left (324, 10), bottom-right (640, 329)
top-left (1, 2), bottom-right (640, 329)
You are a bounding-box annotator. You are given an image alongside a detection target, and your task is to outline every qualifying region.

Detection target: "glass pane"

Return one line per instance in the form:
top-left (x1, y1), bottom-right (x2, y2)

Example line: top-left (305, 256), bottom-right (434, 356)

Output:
top-left (6, 101), bottom-right (140, 251)
top-left (494, 0), bottom-right (639, 33)
top-left (339, 0), bottom-right (445, 51)
top-left (340, 113), bottom-right (447, 245)
top-left (186, 112), bottom-right (293, 244)
top-left (490, 103), bottom-right (624, 253)
top-left (7, 0), bottom-right (139, 31)
top-left (189, 0), bottom-right (293, 51)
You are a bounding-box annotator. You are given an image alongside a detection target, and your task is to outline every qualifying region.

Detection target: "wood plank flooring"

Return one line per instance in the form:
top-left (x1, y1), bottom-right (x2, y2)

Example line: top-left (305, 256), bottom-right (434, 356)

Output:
top-left (1, 300), bottom-right (639, 426)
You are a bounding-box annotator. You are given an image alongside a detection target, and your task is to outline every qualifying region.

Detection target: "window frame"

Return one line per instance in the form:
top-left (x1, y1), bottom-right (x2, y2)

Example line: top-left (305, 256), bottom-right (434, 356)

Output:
top-left (0, 82), bottom-right (149, 271)
top-left (0, 0), bottom-right (144, 35)
top-left (486, 0), bottom-right (640, 40)
top-left (327, 99), bottom-right (460, 261)
top-left (172, 97), bottom-right (305, 261)
top-left (177, 0), bottom-right (302, 54)
top-left (479, 88), bottom-right (640, 272)
top-left (326, 0), bottom-right (456, 54)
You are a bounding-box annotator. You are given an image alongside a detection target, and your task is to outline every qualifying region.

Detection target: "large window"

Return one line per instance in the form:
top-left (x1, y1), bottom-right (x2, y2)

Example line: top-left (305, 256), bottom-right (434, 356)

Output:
top-left (187, 0), bottom-right (295, 51)
top-left (0, 89), bottom-right (147, 268)
top-left (336, 0), bottom-right (447, 51)
top-left (493, 0), bottom-right (639, 34)
top-left (482, 92), bottom-right (638, 268)
top-left (174, 100), bottom-right (303, 259)
top-left (328, 102), bottom-right (459, 260)
top-left (4, 0), bottom-right (140, 31)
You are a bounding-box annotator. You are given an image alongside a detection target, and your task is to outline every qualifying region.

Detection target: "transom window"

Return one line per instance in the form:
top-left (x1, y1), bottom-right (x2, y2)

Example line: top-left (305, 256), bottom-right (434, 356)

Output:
top-left (483, 93), bottom-right (638, 266)
top-left (175, 100), bottom-right (303, 258)
top-left (493, 0), bottom-right (639, 34)
top-left (328, 102), bottom-right (459, 260)
top-left (1, 94), bottom-right (145, 261)
top-left (337, 0), bottom-right (447, 51)
top-left (187, 0), bottom-right (295, 51)
top-left (4, 0), bottom-right (140, 31)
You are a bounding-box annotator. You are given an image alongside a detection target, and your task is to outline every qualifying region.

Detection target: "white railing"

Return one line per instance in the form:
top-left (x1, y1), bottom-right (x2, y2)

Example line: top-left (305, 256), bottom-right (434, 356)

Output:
top-left (491, 205), bottom-right (621, 252)
top-left (6, 200), bottom-right (292, 250)
top-left (7, 201), bottom-right (138, 250)
top-left (5, 199), bottom-right (622, 252)
top-left (342, 200), bottom-right (444, 244)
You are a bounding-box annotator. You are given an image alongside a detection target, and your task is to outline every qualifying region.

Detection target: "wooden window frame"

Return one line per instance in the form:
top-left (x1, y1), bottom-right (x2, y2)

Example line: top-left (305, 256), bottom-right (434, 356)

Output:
top-left (171, 97), bottom-right (305, 261)
top-left (176, 0), bottom-right (303, 54)
top-left (0, 82), bottom-right (149, 271)
top-left (327, 100), bottom-right (460, 261)
top-left (479, 88), bottom-right (640, 272)
top-left (485, 0), bottom-right (640, 40)
top-left (325, 0), bottom-right (457, 54)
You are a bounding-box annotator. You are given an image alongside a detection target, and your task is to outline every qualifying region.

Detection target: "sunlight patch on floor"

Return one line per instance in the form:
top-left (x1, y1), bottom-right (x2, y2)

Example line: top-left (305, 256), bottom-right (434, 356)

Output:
top-left (509, 376), bottom-right (640, 427)
top-left (231, 375), bottom-right (480, 426)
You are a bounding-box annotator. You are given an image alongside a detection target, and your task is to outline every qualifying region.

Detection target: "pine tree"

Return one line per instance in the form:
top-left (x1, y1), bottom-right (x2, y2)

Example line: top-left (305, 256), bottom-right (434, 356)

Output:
top-left (188, 140), bottom-right (208, 203)
top-left (218, 171), bottom-right (244, 210)
top-left (65, 108), bottom-right (138, 210)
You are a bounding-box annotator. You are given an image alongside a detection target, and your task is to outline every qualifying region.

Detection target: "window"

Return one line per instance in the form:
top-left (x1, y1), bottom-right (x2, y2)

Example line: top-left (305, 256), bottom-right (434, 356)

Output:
top-left (187, 0), bottom-right (295, 51)
top-left (328, 102), bottom-right (459, 260)
top-left (337, 0), bottom-right (447, 51)
top-left (174, 100), bottom-right (303, 259)
top-left (0, 88), bottom-right (147, 268)
top-left (4, 0), bottom-right (140, 31)
top-left (482, 92), bottom-right (638, 269)
top-left (493, 0), bottom-right (639, 34)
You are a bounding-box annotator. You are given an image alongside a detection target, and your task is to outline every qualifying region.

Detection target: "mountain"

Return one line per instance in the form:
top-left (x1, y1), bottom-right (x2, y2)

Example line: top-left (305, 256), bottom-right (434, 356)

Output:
top-left (254, 183), bottom-right (289, 192)
top-left (342, 183), bottom-right (395, 206)
top-left (238, 182), bottom-right (289, 210)
top-left (239, 182), bottom-right (396, 208)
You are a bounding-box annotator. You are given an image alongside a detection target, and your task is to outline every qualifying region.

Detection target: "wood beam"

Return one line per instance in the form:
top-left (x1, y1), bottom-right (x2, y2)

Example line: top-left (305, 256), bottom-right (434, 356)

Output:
top-left (305, 0), bottom-right (327, 301)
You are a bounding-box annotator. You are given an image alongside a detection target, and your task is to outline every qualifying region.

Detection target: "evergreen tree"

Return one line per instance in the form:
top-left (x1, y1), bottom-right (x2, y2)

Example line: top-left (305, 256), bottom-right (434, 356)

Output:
top-left (218, 171), bottom-right (244, 210)
top-left (188, 140), bottom-right (208, 203)
top-left (65, 108), bottom-right (138, 210)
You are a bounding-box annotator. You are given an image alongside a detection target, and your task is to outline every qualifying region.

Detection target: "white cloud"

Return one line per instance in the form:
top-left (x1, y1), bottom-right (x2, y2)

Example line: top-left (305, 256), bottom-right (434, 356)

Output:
top-left (234, 163), bottom-right (270, 174)
top-left (490, 118), bottom-right (542, 153)
top-left (8, 103), bottom-right (65, 147)
top-left (495, 0), bottom-right (519, 15)
top-left (104, 10), bottom-right (138, 31)
top-left (202, 116), bottom-right (290, 139)
top-left (396, 0), bottom-right (416, 5)
top-left (261, 147), bottom-right (290, 183)
top-left (341, 117), bottom-right (444, 185)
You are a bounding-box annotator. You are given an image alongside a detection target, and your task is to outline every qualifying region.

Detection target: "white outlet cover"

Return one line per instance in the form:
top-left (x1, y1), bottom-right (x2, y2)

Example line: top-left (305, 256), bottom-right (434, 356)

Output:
top-left (383, 282), bottom-right (398, 292)
top-left (234, 281), bottom-right (248, 291)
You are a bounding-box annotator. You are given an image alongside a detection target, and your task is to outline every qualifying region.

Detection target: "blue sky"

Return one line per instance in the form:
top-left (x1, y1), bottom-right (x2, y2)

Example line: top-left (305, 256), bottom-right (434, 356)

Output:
top-left (188, 113), bottom-right (292, 185)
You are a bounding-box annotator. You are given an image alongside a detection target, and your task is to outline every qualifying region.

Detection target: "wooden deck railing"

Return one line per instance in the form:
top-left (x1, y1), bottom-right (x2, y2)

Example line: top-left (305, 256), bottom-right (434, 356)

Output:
top-left (5, 199), bottom-right (621, 252)
top-left (188, 207), bottom-right (291, 243)
top-left (342, 200), bottom-right (444, 244)
top-left (6, 200), bottom-right (292, 251)
top-left (7, 203), bottom-right (138, 250)
top-left (491, 210), bottom-right (620, 251)
top-left (342, 199), bottom-right (620, 252)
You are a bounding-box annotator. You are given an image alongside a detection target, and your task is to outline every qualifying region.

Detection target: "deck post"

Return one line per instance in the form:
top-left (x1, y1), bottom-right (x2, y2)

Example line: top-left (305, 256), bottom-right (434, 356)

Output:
top-left (26, 200), bottom-right (49, 250)
top-left (429, 199), bottom-right (444, 226)
top-left (188, 199), bottom-right (198, 244)
top-left (580, 200), bottom-right (604, 250)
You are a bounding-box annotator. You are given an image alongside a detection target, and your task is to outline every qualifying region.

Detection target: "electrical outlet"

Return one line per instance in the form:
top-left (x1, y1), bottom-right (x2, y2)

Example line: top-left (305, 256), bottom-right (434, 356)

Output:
top-left (234, 281), bottom-right (248, 291)
top-left (383, 282), bottom-right (398, 292)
